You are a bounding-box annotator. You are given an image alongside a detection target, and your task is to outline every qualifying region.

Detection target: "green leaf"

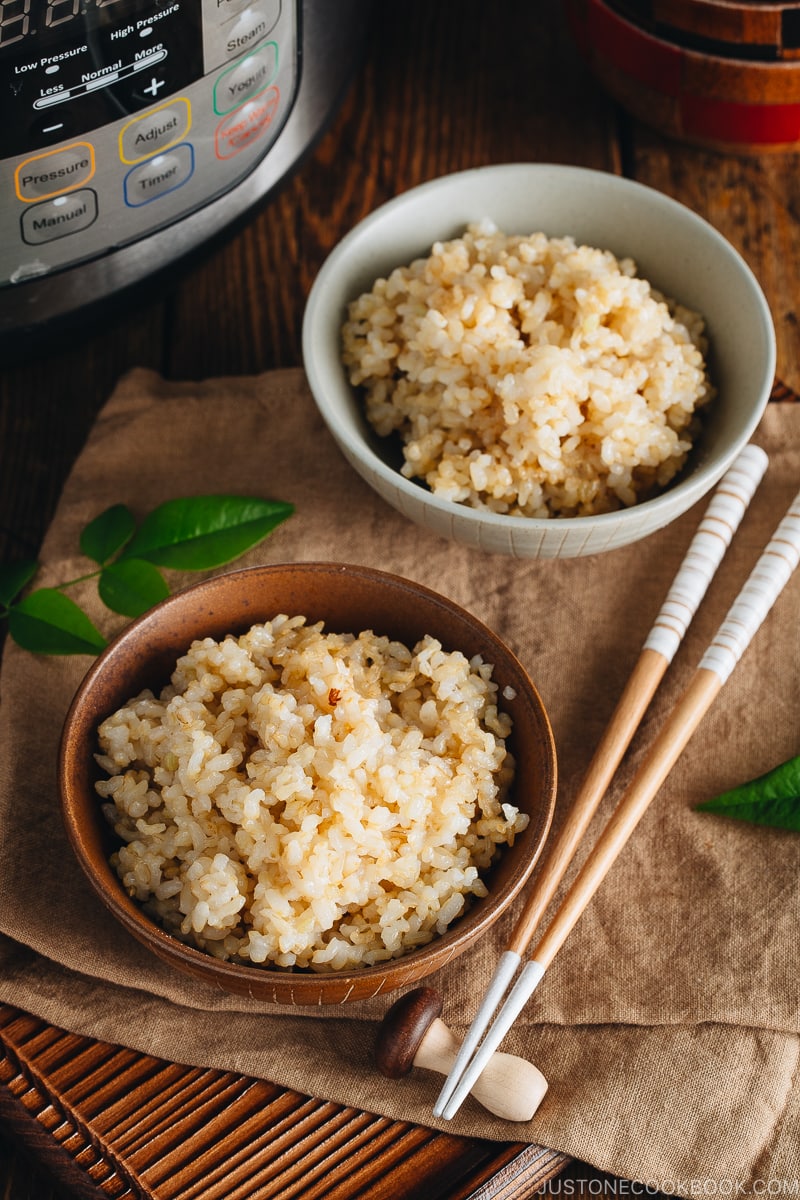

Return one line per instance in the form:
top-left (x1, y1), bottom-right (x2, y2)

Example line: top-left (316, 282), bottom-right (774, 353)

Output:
top-left (80, 504), bottom-right (136, 565)
top-left (98, 558), bottom-right (170, 617)
top-left (696, 753), bottom-right (800, 831)
top-left (0, 560), bottom-right (38, 607)
top-left (7, 588), bottom-right (107, 655)
top-left (122, 495), bottom-right (294, 570)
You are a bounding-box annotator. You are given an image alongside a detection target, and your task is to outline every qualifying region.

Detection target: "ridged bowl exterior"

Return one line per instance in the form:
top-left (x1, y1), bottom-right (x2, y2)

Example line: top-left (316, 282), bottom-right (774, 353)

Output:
top-left (59, 562), bottom-right (557, 1005)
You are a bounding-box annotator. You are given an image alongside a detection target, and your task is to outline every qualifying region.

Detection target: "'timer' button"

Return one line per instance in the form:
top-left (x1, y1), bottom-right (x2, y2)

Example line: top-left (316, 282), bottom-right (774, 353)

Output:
top-left (15, 142), bottom-right (95, 202)
top-left (124, 143), bottom-right (194, 206)
top-left (21, 188), bottom-right (98, 244)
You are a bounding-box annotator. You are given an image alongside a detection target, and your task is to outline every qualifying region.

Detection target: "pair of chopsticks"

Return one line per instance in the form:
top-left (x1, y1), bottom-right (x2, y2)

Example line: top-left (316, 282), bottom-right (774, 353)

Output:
top-left (435, 443), bottom-right (800, 1121)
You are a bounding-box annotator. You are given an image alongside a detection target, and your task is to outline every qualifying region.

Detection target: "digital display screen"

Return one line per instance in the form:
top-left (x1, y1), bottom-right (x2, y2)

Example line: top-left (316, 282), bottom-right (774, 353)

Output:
top-left (1, 0), bottom-right (203, 157)
top-left (1, 0), bottom-right (127, 51)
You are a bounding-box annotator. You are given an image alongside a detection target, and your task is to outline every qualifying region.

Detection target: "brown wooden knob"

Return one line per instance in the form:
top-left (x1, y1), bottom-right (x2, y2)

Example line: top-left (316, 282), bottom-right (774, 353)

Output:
top-left (375, 987), bottom-right (443, 1078)
top-left (375, 987), bottom-right (548, 1122)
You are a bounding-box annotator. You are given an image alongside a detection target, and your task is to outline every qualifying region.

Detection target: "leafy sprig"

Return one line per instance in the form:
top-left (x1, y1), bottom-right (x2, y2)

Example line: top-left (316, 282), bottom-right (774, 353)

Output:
top-left (0, 494), bottom-right (294, 656)
top-left (696, 753), bottom-right (800, 832)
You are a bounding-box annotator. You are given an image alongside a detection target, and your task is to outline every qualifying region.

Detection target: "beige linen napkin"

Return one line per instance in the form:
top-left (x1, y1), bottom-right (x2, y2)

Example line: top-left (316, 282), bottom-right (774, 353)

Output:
top-left (1, 368), bottom-right (798, 1189)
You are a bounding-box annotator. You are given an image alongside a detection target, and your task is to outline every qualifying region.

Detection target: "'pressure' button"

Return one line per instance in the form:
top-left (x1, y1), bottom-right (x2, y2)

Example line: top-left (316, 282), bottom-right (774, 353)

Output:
top-left (15, 143), bottom-right (95, 202)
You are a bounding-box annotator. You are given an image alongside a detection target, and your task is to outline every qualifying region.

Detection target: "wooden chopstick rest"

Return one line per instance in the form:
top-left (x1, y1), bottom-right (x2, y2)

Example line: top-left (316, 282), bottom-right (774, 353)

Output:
top-left (375, 987), bottom-right (548, 1122)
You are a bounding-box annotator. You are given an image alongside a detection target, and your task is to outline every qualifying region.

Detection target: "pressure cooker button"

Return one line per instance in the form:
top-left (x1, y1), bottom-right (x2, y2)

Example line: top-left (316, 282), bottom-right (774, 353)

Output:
top-left (120, 100), bottom-right (191, 164)
top-left (20, 189), bottom-right (98, 245)
top-left (214, 87), bottom-right (279, 158)
top-left (213, 0), bottom-right (279, 31)
top-left (224, 2), bottom-right (281, 55)
top-left (213, 41), bottom-right (278, 115)
top-left (208, 0), bottom-right (252, 18)
top-left (124, 145), bottom-right (195, 207)
top-left (15, 143), bottom-right (95, 202)
top-left (204, 0), bottom-right (281, 69)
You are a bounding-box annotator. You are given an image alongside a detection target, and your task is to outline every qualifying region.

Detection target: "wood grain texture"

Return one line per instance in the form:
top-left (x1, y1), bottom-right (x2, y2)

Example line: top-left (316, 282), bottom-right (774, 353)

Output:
top-left (0, 1005), bottom-right (568, 1200)
top-left (0, 0), bottom-right (798, 1196)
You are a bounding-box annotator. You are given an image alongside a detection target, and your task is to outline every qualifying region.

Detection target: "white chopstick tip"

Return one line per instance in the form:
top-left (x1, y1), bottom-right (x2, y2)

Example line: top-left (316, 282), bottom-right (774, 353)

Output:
top-left (439, 960), bottom-right (547, 1121)
top-left (432, 949), bottom-right (522, 1118)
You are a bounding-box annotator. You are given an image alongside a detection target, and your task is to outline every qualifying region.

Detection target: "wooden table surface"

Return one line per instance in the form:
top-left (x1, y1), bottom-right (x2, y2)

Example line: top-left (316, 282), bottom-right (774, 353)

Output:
top-left (1, 1), bottom-right (797, 1195)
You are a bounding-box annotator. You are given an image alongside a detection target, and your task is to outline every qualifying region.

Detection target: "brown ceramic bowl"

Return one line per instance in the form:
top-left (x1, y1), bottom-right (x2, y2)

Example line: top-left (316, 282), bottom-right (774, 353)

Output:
top-left (59, 562), bottom-right (557, 1006)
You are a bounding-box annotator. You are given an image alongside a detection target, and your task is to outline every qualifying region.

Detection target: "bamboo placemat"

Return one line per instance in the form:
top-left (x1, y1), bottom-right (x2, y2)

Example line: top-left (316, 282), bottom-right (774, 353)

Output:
top-left (0, 1004), bottom-right (569, 1200)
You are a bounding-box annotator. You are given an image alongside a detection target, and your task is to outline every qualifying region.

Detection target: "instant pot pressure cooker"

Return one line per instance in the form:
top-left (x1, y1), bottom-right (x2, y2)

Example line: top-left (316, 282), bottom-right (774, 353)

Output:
top-left (0, 0), bottom-right (365, 348)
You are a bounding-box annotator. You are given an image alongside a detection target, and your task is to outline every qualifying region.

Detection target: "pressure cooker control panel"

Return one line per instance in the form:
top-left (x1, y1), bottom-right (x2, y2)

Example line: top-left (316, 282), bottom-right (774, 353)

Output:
top-left (0, 0), bottom-right (298, 289)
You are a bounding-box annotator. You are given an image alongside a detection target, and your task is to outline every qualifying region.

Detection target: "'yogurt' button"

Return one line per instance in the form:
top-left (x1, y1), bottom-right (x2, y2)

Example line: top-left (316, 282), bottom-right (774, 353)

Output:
top-left (120, 99), bottom-right (191, 163)
top-left (124, 143), bottom-right (194, 206)
top-left (21, 189), bottom-right (98, 244)
top-left (214, 40), bottom-right (278, 114)
top-left (15, 143), bottom-right (95, 201)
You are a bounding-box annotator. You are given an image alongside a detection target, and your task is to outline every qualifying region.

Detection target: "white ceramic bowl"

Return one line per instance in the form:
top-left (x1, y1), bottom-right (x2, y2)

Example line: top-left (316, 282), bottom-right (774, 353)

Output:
top-left (302, 163), bottom-right (776, 558)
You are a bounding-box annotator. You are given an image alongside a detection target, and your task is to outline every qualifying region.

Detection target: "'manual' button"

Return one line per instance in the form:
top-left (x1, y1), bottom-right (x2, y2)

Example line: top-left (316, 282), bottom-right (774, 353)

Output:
top-left (21, 189), bottom-right (98, 244)
top-left (15, 143), bottom-right (95, 202)
top-left (124, 144), bottom-right (194, 206)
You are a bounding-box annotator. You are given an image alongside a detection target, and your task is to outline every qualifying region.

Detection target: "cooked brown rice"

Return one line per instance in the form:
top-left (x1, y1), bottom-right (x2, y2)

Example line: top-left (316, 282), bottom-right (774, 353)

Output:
top-left (341, 221), bottom-right (713, 517)
top-left (95, 616), bottom-right (525, 972)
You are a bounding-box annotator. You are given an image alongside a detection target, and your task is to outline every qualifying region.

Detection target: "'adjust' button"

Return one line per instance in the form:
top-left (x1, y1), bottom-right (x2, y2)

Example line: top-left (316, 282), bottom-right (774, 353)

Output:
top-left (120, 99), bottom-right (191, 164)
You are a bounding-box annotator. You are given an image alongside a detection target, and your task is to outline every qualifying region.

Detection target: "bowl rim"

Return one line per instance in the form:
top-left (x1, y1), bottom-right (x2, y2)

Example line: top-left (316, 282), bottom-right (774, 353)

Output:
top-left (302, 161), bottom-right (776, 533)
top-left (59, 560), bottom-right (558, 999)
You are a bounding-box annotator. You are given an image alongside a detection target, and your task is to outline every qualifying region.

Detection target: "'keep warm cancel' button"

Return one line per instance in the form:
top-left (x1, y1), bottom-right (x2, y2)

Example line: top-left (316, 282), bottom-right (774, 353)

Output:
top-left (215, 87), bottom-right (279, 159)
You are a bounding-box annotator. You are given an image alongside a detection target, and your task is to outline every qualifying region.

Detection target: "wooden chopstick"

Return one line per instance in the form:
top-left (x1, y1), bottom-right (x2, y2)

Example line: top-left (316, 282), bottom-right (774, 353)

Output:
top-left (432, 444), bottom-right (769, 1120)
top-left (508, 445), bottom-right (770, 958)
top-left (437, 473), bottom-right (800, 1122)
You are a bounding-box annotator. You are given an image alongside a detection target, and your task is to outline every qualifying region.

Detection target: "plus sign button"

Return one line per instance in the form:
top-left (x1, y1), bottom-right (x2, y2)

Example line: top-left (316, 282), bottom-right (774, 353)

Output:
top-left (130, 70), bottom-right (169, 107)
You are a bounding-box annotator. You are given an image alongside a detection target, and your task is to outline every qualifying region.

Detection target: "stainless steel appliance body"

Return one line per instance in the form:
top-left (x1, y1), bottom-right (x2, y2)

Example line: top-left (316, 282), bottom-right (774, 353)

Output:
top-left (0, 0), bottom-right (364, 347)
